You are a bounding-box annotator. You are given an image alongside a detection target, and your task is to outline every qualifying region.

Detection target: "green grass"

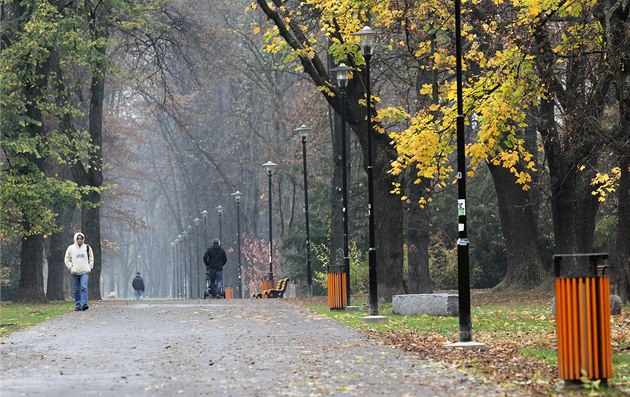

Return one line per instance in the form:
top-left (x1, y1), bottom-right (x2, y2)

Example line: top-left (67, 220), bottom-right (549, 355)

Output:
top-left (0, 302), bottom-right (74, 337)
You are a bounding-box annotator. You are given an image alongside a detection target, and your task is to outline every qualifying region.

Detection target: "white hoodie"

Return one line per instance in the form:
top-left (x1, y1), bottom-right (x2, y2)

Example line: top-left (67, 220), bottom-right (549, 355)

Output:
top-left (64, 232), bottom-right (94, 275)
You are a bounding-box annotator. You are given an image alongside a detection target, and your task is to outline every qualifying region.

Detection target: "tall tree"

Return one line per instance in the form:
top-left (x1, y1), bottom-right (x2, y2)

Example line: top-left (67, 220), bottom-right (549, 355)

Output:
top-left (255, 0), bottom-right (406, 300)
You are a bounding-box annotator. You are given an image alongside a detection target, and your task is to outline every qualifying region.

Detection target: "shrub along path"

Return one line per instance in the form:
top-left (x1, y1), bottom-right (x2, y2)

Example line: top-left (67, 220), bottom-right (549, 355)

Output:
top-left (0, 299), bottom-right (519, 396)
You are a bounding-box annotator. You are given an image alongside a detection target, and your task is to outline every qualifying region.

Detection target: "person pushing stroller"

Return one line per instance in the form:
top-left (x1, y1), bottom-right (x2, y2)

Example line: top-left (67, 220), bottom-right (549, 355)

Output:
top-left (203, 239), bottom-right (227, 298)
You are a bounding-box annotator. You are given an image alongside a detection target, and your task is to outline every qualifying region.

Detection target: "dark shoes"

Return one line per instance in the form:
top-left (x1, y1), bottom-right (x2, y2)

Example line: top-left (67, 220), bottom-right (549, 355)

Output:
top-left (81, 304), bottom-right (89, 311)
top-left (75, 307), bottom-right (81, 311)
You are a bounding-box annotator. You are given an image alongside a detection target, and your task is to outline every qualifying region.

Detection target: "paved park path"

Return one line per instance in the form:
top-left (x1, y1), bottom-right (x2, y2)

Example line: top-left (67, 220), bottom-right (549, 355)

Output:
top-left (1, 299), bottom-right (515, 396)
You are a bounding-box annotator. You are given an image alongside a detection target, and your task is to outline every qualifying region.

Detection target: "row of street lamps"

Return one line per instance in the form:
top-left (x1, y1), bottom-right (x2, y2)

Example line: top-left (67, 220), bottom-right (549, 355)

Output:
top-left (170, 200), bottom-right (239, 300)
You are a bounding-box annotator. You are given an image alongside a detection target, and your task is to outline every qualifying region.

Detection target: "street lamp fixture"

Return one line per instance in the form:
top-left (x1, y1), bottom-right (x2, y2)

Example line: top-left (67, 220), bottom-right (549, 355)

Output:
top-left (202, 209), bottom-right (209, 246)
top-left (232, 191), bottom-right (243, 298)
top-left (295, 124), bottom-right (314, 297)
top-left (262, 161), bottom-right (277, 283)
top-left (194, 218), bottom-right (201, 299)
top-left (176, 235), bottom-right (183, 299)
top-left (216, 205), bottom-right (224, 244)
top-left (330, 63), bottom-right (355, 306)
top-left (181, 230), bottom-right (189, 299)
top-left (353, 25), bottom-right (383, 320)
top-left (171, 241), bottom-right (177, 299)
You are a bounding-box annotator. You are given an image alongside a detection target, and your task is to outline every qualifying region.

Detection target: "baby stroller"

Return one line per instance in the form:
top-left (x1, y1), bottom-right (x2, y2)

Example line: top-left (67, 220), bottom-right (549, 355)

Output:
top-left (204, 269), bottom-right (224, 299)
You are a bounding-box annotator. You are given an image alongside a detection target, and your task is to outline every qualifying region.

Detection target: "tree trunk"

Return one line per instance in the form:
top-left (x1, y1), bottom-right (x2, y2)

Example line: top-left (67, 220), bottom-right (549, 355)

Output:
top-left (330, 109), bottom-right (345, 269)
top-left (615, 158), bottom-right (630, 302)
top-left (406, 176), bottom-right (433, 293)
top-left (489, 161), bottom-right (544, 289)
top-left (46, 210), bottom-right (74, 300)
top-left (16, 235), bottom-right (46, 303)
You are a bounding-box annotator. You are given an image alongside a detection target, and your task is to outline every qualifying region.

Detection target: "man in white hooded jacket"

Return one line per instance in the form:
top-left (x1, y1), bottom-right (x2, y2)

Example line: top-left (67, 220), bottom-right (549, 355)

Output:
top-left (64, 232), bottom-right (94, 311)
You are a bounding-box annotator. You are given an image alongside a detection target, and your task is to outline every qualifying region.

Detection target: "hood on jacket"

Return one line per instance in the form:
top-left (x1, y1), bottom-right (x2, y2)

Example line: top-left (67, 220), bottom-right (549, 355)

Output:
top-left (74, 232), bottom-right (85, 245)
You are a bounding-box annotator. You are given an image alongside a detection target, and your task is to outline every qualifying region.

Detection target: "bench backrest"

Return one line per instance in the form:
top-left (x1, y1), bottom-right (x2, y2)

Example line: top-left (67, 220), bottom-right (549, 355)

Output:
top-left (276, 278), bottom-right (289, 291)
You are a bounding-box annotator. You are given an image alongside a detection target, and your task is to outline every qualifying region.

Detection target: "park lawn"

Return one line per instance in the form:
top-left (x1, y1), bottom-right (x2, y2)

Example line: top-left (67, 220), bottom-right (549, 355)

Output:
top-left (0, 302), bottom-right (74, 337)
top-left (301, 290), bottom-right (629, 396)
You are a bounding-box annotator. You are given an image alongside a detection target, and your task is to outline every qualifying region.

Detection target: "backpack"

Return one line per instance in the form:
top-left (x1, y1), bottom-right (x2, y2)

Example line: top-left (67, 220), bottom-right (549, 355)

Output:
top-left (85, 244), bottom-right (91, 262)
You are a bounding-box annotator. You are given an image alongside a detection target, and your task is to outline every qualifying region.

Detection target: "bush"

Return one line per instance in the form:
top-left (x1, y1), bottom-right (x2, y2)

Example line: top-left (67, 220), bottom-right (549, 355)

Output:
top-left (313, 242), bottom-right (368, 294)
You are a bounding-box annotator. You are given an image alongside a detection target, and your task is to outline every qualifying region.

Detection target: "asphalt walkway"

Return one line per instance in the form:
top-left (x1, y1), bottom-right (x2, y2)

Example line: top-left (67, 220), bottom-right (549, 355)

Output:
top-left (1, 299), bottom-right (513, 396)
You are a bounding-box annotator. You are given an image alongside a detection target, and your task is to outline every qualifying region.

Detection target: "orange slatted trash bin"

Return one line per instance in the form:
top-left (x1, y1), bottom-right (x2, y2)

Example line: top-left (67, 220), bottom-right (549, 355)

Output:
top-left (224, 287), bottom-right (234, 300)
top-left (327, 264), bottom-right (347, 310)
top-left (554, 253), bottom-right (612, 386)
top-left (261, 278), bottom-right (274, 299)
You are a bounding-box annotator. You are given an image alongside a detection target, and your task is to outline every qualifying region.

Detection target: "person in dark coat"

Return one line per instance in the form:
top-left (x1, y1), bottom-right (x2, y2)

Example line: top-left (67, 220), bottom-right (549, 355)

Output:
top-left (132, 272), bottom-right (145, 301)
top-left (203, 239), bottom-right (227, 298)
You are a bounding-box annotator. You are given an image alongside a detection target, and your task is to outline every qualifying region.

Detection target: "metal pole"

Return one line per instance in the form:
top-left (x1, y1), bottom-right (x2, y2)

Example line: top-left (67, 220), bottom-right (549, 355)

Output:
top-left (340, 87), bottom-right (351, 306)
top-left (237, 201), bottom-right (242, 298)
top-left (219, 212), bottom-right (223, 244)
top-left (268, 169), bottom-right (274, 281)
top-left (301, 135), bottom-right (313, 297)
top-left (455, 0), bottom-right (472, 342)
top-left (182, 233), bottom-right (188, 299)
top-left (195, 221), bottom-right (200, 299)
top-left (365, 53), bottom-right (379, 316)
top-left (171, 242), bottom-right (176, 299)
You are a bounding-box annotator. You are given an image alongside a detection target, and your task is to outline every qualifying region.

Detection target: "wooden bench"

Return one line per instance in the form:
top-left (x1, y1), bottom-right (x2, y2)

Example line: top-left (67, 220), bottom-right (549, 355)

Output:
top-left (253, 278), bottom-right (289, 299)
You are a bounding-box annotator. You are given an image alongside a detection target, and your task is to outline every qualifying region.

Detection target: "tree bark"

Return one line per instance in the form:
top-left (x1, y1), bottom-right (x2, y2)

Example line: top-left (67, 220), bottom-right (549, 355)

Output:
top-left (489, 161), bottom-right (544, 289)
top-left (615, 158), bottom-right (630, 302)
top-left (16, 235), bottom-right (46, 303)
top-left (330, 108), bottom-right (345, 270)
top-left (406, 176), bottom-right (433, 293)
top-left (46, 210), bottom-right (74, 300)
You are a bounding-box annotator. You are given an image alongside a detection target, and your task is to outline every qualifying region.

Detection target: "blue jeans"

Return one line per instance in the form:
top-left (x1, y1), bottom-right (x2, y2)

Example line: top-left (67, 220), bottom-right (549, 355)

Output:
top-left (72, 273), bottom-right (89, 309)
top-left (134, 290), bottom-right (144, 301)
top-left (215, 271), bottom-right (223, 296)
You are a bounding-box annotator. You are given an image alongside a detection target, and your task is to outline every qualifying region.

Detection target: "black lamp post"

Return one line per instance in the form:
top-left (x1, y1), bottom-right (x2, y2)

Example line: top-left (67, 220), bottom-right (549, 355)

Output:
top-left (262, 161), bottom-right (277, 282)
top-left (216, 205), bottom-right (224, 244)
top-left (295, 124), bottom-right (314, 297)
top-left (171, 240), bottom-right (176, 298)
top-left (176, 235), bottom-right (183, 299)
top-left (181, 230), bottom-right (188, 299)
top-left (231, 190), bottom-right (243, 298)
top-left (353, 25), bottom-right (380, 317)
top-left (330, 63), bottom-right (355, 306)
top-left (187, 225), bottom-right (193, 299)
top-left (194, 217), bottom-right (201, 299)
top-left (454, 0), bottom-right (472, 342)
top-left (202, 210), bottom-right (209, 248)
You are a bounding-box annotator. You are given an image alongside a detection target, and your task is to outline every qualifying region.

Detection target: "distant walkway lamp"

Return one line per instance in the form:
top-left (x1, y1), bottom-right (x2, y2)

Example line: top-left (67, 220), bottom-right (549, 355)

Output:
top-left (216, 205), bottom-right (224, 244)
top-left (194, 217), bottom-right (201, 299)
top-left (187, 225), bottom-right (193, 298)
top-left (232, 191), bottom-right (243, 298)
top-left (181, 230), bottom-right (188, 299)
top-left (331, 63), bottom-right (355, 306)
top-left (202, 210), bottom-right (209, 248)
top-left (263, 161), bottom-right (277, 282)
top-left (353, 25), bottom-right (381, 318)
top-left (176, 235), bottom-right (183, 299)
top-left (295, 124), bottom-right (314, 297)
top-left (171, 240), bottom-right (176, 299)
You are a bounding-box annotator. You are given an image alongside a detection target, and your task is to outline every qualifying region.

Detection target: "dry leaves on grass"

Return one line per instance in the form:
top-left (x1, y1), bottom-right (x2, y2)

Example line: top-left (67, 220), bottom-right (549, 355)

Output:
top-left (368, 329), bottom-right (557, 396)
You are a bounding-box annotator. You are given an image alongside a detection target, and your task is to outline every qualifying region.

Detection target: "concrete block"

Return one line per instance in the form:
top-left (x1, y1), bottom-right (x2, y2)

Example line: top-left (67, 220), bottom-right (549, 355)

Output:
top-left (551, 295), bottom-right (622, 315)
top-left (392, 293), bottom-right (459, 316)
